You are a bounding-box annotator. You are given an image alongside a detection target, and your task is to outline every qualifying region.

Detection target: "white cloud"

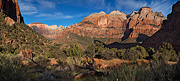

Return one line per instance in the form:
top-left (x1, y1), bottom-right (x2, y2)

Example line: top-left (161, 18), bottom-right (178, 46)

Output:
top-left (35, 12), bottom-right (73, 19)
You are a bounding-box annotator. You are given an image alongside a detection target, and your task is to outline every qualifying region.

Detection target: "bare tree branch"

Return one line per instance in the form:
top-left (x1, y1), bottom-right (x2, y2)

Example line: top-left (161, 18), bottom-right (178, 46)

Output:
top-left (30, 53), bottom-right (45, 72)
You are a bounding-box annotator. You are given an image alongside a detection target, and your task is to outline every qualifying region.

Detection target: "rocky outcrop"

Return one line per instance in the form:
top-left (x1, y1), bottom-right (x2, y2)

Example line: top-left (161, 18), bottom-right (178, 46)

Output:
top-left (5, 17), bottom-right (15, 26)
top-left (0, 0), bottom-right (24, 23)
top-left (55, 8), bottom-right (166, 44)
top-left (123, 7), bottom-right (166, 39)
top-left (28, 22), bottom-right (64, 40)
top-left (142, 1), bottom-right (180, 51)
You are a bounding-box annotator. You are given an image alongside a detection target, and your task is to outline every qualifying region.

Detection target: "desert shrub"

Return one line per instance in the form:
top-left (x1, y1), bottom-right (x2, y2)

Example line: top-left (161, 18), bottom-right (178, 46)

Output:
top-left (85, 44), bottom-right (95, 57)
top-left (173, 60), bottom-right (180, 80)
top-left (63, 44), bottom-right (84, 57)
top-left (147, 47), bottom-right (156, 59)
top-left (153, 42), bottom-right (178, 61)
top-left (36, 71), bottom-right (58, 81)
top-left (98, 48), bottom-right (118, 60)
top-left (95, 42), bottom-right (105, 53)
top-left (152, 51), bottom-right (161, 61)
top-left (149, 60), bottom-right (175, 81)
top-left (83, 60), bottom-right (177, 81)
top-left (131, 45), bottom-right (148, 59)
top-left (117, 49), bottom-right (126, 59)
top-left (123, 48), bottom-right (138, 61)
top-left (0, 54), bottom-right (27, 81)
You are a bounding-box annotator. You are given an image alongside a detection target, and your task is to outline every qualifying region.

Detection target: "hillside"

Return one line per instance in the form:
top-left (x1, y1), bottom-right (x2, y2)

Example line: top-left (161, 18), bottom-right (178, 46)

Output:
top-left (0, 12), bottom-right (53, 55)
top-left (1, 0), bottom-right (180, 81)
top-left (0, 0), bottom-right (61, 56)
top-left (142, 1), bottom-right (180, 52)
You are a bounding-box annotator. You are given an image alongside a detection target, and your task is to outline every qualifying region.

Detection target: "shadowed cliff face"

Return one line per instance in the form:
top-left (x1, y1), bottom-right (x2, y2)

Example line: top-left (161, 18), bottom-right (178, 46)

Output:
top-left (0, 0), bottom-right (24, 23)
top-left (54, 7), bottom-right (166, 44)
top-left (142, 1), bottom-right (180, 51)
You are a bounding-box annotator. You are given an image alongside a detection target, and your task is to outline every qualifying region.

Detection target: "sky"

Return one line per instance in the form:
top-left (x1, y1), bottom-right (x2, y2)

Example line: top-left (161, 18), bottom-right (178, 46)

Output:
top-left (17, 0), bottom-right (178, 26)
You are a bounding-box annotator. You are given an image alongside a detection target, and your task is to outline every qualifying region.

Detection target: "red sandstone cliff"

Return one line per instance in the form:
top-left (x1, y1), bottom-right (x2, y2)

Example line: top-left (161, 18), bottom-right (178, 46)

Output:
top-left (28, 22), bottom-right (64, 40)
top-left (0, 0), bottom-right (24, 23)
top-left (142, 1), bottom-right (180, 51)
top-left (54, 7), bottom-right (166, 44)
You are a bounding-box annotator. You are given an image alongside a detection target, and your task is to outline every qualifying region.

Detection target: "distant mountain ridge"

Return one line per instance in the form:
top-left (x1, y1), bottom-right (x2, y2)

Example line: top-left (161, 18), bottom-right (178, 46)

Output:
top-left (28, 22), bottom-right (71, 40)
top-left (53, 7), bottom-right (166, 45)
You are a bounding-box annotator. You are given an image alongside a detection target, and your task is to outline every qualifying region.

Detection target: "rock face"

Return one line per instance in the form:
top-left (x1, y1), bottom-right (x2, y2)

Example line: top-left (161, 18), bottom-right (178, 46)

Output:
top-left (0, 0), bottom-right (24, 23)
top-left (123, 7), bottom-right (166, 40)
top-left (5, 17), bottom-right (15, 26)
top-left (142, 1), bottom-right (180, 51)
top-left (55, 8), bottom-right (166, 44)
top-left (28, 22), bottom-right (64, 40)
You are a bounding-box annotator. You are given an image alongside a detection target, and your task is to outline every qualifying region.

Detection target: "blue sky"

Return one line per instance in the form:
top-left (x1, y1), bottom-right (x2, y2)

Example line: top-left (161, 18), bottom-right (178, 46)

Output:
top-left (17, 0), bottom-right (178, 26)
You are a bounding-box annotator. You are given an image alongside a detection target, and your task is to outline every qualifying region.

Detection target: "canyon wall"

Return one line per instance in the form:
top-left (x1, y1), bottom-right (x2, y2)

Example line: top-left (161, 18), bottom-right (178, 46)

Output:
top-left (142, 1), bottom-right (180, 51)
top-left (0, 0), bottom-right (24, 23)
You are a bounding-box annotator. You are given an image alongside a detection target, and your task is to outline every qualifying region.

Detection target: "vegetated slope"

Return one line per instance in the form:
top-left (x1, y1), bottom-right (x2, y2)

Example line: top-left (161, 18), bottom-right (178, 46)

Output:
top-left (0, 0), bottom-right (65, 56)
top-left (54, 33), bottom-right (123, 49)
top-left (142, 1), bottom-right (180, 52)
top-left (0, 12), bottom-right (52, 55)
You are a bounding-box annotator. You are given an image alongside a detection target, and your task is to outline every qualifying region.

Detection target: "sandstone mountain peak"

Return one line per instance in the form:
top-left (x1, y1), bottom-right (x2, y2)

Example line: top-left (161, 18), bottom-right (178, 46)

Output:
top-left (0, 0), bottom-right (24, 23)
top-left (128, 11), bottom-right (138, 17)
top-left (54, 6), bottom-right (167, 44)
top-left (110, 10), bottom-right (127, 16)
top-left (99, 11), bottom-right (106, 14)
top-left (142, 1), bottom-right (180, 51)
top-left (138, 7), bottom-right (153, 15)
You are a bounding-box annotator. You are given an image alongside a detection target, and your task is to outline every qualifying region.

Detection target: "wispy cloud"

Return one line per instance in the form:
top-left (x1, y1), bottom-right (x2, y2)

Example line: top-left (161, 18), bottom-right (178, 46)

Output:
top-left (35, 12), bottom-right (73, 19)
top-left (115, 0), bottom-right (176, 16)
top-left (17, 0), bottom-right (70, 18)
top-left (148, 0), bottom-right (175, 16)
top-left (86, 0), bottom-right (112, 11)
top-left (37, 0), bottom-right (56, 9)
top-left (115, 0), bottom-right (148, 10)
top-left (18, 0), bottom-right (38, 15)
top-left (22, 12), bottom-right (38, 15)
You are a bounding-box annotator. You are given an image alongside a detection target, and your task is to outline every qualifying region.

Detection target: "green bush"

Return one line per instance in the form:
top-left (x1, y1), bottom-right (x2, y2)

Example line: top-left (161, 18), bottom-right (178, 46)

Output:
top-left (153, 42), bottom-right (178, 61)
top-left (63, 44), bottom-right (84, 57)
top-left (117, 49), bottom-right (126, 59)
top-left (147, 47), bottom-right (156, 59)
top-left (85, 44), bottom-right (95, 57)
top-left (131, 45), bottom-right (149, 59)
top-left (123, 48), bottom-right (138, 61)
top-left (98, 48), bottom-right (118, 60)
top-left (0, 54), bottom-right (27, 81)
